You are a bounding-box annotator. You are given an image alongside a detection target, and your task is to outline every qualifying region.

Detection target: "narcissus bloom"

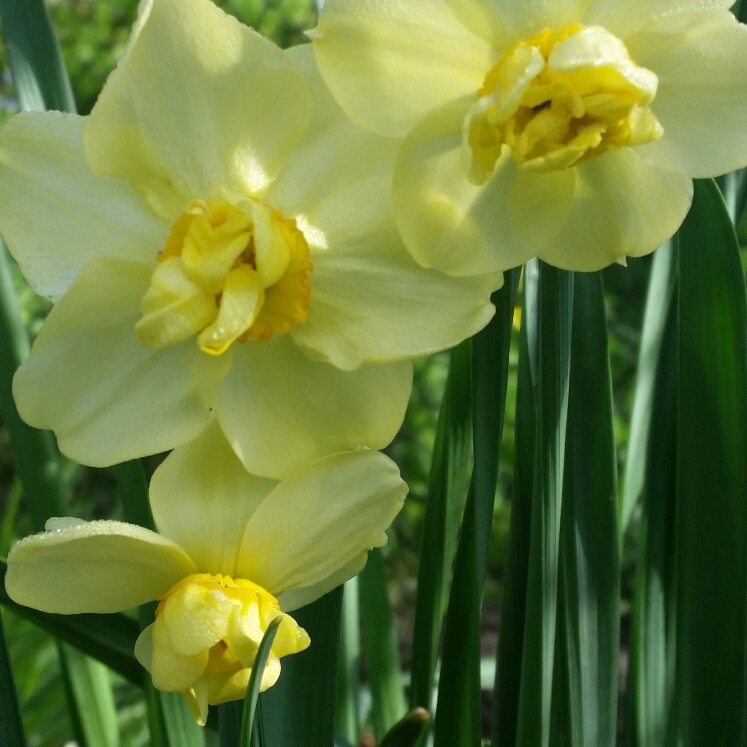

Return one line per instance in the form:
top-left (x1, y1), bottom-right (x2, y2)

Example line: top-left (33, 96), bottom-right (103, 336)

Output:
top-left (312, 0), bottom-right (747, 275)
top-left (0, 0), bottom-right (498, 478)
top-left (4, 428), bottom-right (406, 724)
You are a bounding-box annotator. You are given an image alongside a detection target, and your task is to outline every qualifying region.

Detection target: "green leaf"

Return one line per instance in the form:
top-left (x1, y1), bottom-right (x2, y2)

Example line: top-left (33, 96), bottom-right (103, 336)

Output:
top-left (358, 548), bottom-right (406, 739)
top-left (258, 587), bottom-right (344, 747)
top-left (619, 243), bottom-right (676, 538)
top-left (433, 271), bottom-right (519, 747)
top-left (554, 271), bottom-right (619, 747)
top-left (627, 277), bottom-right (678, 747)
top-left (0, 0), bottom-right (75, 112)
top-left (409, 340), bottom-right (473, 711)
top-left (674, 179), bottom-right (747, 745)
top-left (0, 610), bottom-right (27, 747)
top-left (58, 644), bottom-right (119, 747)
top-left (239, 616), bottom-right (282, 747)
top-left (336, 579), bottom-right (360, 745)
top-left (492, 264), bottom-right (538, 747)
top-left (515, 264), bottom-right (574, 747)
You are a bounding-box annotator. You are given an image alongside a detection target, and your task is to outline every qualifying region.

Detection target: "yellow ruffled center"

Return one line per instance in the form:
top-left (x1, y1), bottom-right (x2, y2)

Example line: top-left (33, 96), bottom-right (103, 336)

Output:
top-left (463, 24), bottom-right (663, 182)
top-left (135, 198), bottom-right (312, 356)
top-left (143, 573), bottom-right (309, 725)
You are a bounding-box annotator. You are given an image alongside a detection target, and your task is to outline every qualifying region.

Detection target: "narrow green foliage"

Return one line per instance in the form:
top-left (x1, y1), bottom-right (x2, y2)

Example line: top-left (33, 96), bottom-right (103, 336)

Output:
top-left (433, 272), bottom-right (519, 747)
top-left (674, 179), bottom-right (747, 745)
top-left (620, 243), bottom-right (676, 537)
top-left (628, 303), bottom-right (677, 747)
top-left (380, 708), bottom-right (430, 747)
top-left (409, 340), bottom-right (473, 711)
top-left (336, 579), bottom-right (361, 745)
top-left (516, 264), bottom-right (574, 747)
top-left (0, 611), bottom-right (26, 747)
top-left (358, 549), bottom-right (406, 739)
top-left (0, 0), bottom-right (75, 112)
top-left (58, 644), bottom-right (119, 747)
top-left (492, 265), bottom-right (538, 747)
top-left (554, 272), bottom-right (619, 747)
top-left (149, 689), bottom-right (205, 747)
top-left (239, 616), bottom-right (282, 747)
top-left (258, 588), bottom-right (344, 747)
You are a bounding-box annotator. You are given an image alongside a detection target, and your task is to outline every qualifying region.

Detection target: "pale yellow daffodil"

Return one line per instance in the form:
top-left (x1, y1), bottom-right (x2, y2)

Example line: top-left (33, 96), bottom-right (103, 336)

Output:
top-left (312, 0), bottom-right (747, 275)
top-left (0, 0), bottom-right (499, 478)
top-left (4, 426), bottom-right (407, 724)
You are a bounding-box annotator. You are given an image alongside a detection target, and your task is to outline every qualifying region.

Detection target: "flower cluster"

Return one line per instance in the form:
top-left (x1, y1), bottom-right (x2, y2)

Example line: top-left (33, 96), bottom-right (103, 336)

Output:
top-left (2, 0), bottom-right (747, 723)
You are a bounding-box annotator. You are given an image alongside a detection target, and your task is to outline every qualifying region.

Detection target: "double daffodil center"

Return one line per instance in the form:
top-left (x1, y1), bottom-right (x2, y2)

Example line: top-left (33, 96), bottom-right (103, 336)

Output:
top-left (135, 198), bottom-right (312, 356)
top-left (463, 24), bottom-right (663, 182)
top-left (151, 573), bottom-right (309, 724)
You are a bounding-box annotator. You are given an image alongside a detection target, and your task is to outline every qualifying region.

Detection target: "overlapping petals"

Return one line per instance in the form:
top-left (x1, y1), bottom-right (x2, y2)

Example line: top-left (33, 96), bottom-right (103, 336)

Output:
top-left (5, 427), bottom-right (407, 722)
top-left (0, 0), bottom-right (499, 478)
top-left (313, 0), bottom-right (747, 275)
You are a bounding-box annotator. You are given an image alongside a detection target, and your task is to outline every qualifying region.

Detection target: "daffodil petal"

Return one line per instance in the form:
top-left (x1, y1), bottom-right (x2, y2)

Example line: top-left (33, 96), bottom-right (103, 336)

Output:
top-left (312, 0), bottom-right (491, 138)
top-left (12, 258), bottom-right (228, 467)
top-left (150, 422), bottom-right (276, 575)
top-left (149, 616), bottom-right (209, 692)
top-left (539, 149), bottom-right (693, 269)
top-left (277, 554), bottom-right (367, 612)
top-left (85, 0), bottom-right (310, 218)
top-left (393, 98), bottom-right (575, 276)
top-left (237, 451), bottom-right (406, 595)
top-left (268, 48), bottom-right (500, 369)
top-left (0, 112), bottom-right (164, 300)
top-left (629, 9), bottom-right (747, 178)
top-left (5, 520), bottom-right (196, 614)
top-left (585, 0), bottom-right (732, 38)
top-left (445, 0), bottom-right (587, 40)
top-left (217, 336), bottom-right (412, 479)
top-left (293, 232), bottom-right (499, 370)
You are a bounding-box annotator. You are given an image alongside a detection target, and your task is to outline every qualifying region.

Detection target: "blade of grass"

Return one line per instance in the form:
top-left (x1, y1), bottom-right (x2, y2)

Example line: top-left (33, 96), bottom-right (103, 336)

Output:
top-left (628, 301), bottom-right (678, 747)
top-left (239, 616), bottom-right (282, 747)
top-left (336, 578), bottom-right (360, 745)
top-left (515, 264), bottom-right (574, 747)
top-left (358, 548), bottom-right (406, 740)
top-left (554, 271), bottom-right (619, 747)
top-left (492, 262), bottom-right (538, 747)
top-left (619, 243), bottom-right (676, 538)
top-left (674, 178), bottom-right (747, 745)
top-left (258, 587), bottom-right (344, 747)
top-left (59, 644), bottom-right (119, 747)
top-left (0, 610), bottom-right (27, 747)
top-left (432, 271), bottom-right (519, 747)
top-left (409, 340), bottom-right (473, 711)
top-left (0, 0), bottom-right (75, 112)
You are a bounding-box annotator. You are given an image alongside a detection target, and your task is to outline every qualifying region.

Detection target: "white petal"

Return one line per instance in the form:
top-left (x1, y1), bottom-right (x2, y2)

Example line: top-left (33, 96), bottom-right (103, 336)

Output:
top-left (584, 0), bottom-right (732, 38)
top-left (5, 520), bottom-right (196, 613)
top-left (312, 0), bottom-right (491, 137)
top-left (629, 9), bottom-right (747, 178)
top-left (237, 451), bottom-right (406, 595)
top-left (86, 0), bottom-right (310, 217)
top-left (270, 48), bottom-right (499, 370)
top-left (150, 423), bottom-right (276, 576)
top-left (539, 149), bottom-right (693, 269)
top-left (13, 258), bottom-right (228, 467)
top-left (217, 336), bottom-right (412, 479)
top-left (393, 99), bottom-right (575, 276)
top-left (0, 112), bottom-right (164, 299)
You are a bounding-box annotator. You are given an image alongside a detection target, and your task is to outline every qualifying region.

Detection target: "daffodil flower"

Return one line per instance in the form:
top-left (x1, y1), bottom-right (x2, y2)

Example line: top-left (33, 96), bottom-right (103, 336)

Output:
top-left (312, 0), bottom-right (747, 275)
top-left (0, 0), bottom-right (499, 478)
top-left (4, 426), bottom-right (406, 724)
